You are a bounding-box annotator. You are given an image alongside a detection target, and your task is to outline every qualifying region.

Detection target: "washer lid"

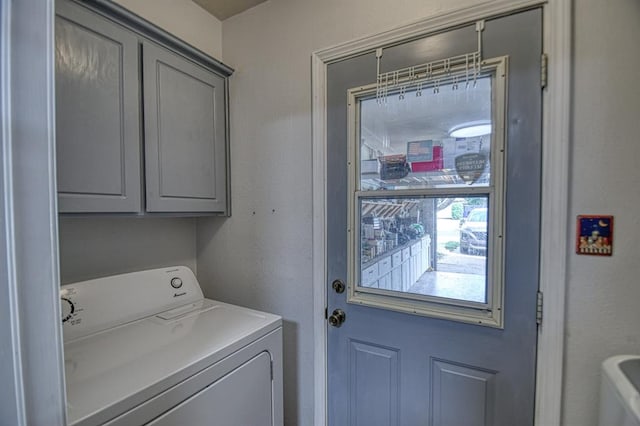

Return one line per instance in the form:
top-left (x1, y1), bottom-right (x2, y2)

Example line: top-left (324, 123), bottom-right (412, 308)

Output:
top-left (64, 299), bottom-right (281, 426)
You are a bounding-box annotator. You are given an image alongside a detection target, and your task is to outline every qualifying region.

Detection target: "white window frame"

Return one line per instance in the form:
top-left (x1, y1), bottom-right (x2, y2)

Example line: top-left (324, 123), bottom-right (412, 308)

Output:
top-left (346, 56), bottom-right (509, 328)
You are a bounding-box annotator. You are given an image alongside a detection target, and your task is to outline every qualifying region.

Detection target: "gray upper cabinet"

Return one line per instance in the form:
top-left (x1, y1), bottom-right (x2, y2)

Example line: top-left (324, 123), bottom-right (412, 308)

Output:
top-left (55, 0), bottom-right (141, 213)
top-left (55, 0), bottom-right (232, 215)
top-left (143, 41), bottom-right (228, 213)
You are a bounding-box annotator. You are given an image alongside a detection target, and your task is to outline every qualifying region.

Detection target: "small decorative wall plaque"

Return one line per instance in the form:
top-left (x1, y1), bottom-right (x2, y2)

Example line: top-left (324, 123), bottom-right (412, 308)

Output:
top-left (576, 215), bottom-right (613, 256)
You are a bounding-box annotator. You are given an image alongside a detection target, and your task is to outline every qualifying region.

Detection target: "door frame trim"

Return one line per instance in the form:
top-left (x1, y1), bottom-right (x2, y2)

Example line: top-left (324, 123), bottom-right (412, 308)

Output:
top-left (1, 0), bottom-right (67, 423)
top-left (311, 1), bottom-right (571, 425)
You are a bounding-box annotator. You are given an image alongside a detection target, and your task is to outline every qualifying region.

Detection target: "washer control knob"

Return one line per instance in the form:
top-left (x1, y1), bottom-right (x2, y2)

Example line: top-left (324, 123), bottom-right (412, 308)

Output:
top-left (61, 297), bottom-right (74, 323)
top-left (170, 277), bottom-right (183, 289)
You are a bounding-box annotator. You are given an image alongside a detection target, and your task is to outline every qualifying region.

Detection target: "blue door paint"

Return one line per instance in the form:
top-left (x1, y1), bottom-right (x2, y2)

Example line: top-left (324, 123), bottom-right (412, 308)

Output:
top-left (327, 10), bottom-right (542, 426)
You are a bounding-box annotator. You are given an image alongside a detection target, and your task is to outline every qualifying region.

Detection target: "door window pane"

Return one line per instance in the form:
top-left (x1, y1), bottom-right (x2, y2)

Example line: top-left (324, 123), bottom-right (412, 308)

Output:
top-left (359, 196), bottom-right (488, 304)
top-left (359, 77), bottom-right (492, 191)
top-left (348, 57), bottom-right (507, 325)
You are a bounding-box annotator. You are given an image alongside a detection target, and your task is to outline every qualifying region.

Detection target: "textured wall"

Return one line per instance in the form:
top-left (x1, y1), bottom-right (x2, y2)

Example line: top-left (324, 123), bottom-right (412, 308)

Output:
top-left (113, 0), bottom-right (223, 59)
top-left (562, 0), bottom-right (640, 425)
top-left (59, 217), bottom-right (197, 284)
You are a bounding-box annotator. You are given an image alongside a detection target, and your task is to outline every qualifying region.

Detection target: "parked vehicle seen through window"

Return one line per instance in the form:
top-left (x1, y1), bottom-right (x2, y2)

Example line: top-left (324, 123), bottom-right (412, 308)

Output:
top-left (459, 207), bottom-right (488, 255)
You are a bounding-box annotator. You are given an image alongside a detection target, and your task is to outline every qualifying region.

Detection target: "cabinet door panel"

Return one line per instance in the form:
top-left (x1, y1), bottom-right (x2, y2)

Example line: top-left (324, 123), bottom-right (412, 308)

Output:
top-left (143, 41), bottom-right (227, 213)
top-left (55, 0), bottom-right (141, 213)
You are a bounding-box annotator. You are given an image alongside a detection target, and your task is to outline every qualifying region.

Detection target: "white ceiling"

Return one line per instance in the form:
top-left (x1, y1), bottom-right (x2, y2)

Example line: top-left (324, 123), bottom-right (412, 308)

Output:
top-left (361, 77), bottom-right (491, 154)
top-left (193, 0), bottom-right (268, 20)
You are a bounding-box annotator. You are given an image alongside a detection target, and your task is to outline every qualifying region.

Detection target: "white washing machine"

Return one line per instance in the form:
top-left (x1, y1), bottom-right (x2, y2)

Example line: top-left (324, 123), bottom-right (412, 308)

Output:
top-left (60, 266), bottom-right (283, 426)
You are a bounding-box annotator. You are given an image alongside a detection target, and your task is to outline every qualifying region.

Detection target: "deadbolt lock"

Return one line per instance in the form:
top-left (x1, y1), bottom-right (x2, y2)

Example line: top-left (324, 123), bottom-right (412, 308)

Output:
top-left (328, 309), bottom-right (346, 327)
top-left (331, 279), bottom-right (345, 294)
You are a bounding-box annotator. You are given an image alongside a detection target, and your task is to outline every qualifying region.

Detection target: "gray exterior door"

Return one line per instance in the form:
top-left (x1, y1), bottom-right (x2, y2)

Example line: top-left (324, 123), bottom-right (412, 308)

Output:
top-left (143, 41), bottom-right (228, 213)
top-left (327, 10), bottom-right (542, 426)
top-left (55, 0), bottom-right (142, 213)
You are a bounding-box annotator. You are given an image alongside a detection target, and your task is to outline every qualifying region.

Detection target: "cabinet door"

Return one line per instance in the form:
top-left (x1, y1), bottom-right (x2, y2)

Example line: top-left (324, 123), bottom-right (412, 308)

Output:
top-left (143, 41), bottom-right (228, 213)
top-left (401, 260), bottom-right (410, 292)
top-left (362, 264), bottom-right (379, 288)
top-left (421, 236), bottom-right (430, 273)
top-left (380, 273), bottom-right (392, 290)
top-left (390, 266), bottom-right (402, 292)
top-left (55, 0), bottom-right (141, 213)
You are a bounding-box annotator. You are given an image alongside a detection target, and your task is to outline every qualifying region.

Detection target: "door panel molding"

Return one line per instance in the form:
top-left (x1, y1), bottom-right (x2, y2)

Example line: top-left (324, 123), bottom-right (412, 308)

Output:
top-left (349, 340), bottom-right (399, 426)
top-left (312, 1), bottom-right (570, 425)
top-left (430, 358), bottom-right (496, 426)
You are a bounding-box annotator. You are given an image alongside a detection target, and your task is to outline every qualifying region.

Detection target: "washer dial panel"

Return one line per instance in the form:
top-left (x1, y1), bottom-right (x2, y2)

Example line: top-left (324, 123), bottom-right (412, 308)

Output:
top-left (61, 297), bottom-right (75, 323)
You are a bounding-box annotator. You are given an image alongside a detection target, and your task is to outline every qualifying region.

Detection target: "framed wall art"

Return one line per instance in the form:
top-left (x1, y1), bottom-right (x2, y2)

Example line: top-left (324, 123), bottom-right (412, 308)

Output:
top-left (576, 215), bottom-right (613, 256)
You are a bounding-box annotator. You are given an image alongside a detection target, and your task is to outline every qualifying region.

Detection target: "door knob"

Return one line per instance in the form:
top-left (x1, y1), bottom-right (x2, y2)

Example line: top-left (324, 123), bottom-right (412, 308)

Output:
top-left (328, 309), bottom-right (346, 327)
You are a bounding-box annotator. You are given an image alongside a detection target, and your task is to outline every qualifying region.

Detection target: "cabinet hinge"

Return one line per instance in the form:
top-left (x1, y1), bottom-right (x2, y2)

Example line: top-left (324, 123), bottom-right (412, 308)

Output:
top-left (541, 53), bottom-right (548, 89)
top-left (536, 291), bottom-right (544, 325)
